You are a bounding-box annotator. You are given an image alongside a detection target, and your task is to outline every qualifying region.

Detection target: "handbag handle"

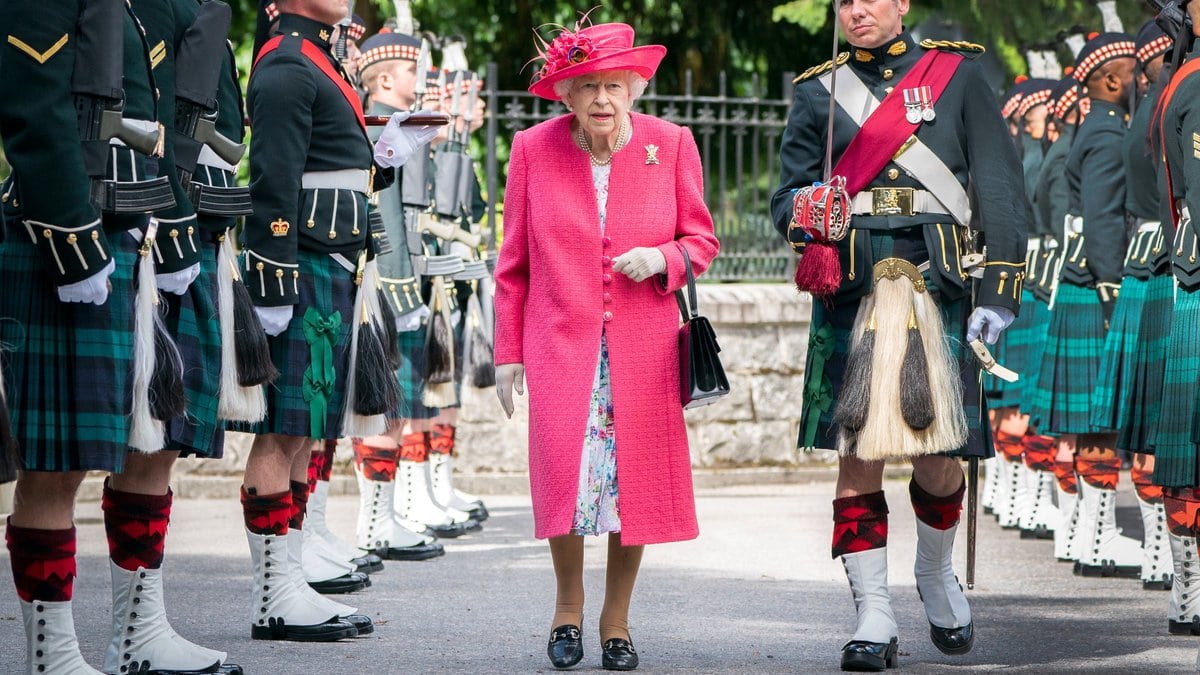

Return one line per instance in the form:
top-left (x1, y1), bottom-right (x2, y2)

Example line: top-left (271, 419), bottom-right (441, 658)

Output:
top-left (674, 245), bottom-right (698, 321)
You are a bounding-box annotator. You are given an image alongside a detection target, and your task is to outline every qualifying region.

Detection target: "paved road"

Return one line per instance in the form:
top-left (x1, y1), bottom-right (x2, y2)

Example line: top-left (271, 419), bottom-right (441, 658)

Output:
top-left (0, 480), bottom-right (1195, 673)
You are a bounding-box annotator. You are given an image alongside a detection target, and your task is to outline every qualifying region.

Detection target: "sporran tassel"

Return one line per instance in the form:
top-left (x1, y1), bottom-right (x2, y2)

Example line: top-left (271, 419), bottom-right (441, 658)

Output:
top-left (899, 307), bottom-right (935, 430)
top-left (376, 286), bottom-right (401, 370)
top-left (149, 307), bottom-right (186, 421)
top-left (216, 233), bottom-right (270, 422)
top-left (129, 235), bottom-right (166, 453)
top-left (832, 308), bottom-right (875, 431)
top-left (422, 276), bottom-right (458, 408)
top-left (341, 258), bottom-right (390, 438)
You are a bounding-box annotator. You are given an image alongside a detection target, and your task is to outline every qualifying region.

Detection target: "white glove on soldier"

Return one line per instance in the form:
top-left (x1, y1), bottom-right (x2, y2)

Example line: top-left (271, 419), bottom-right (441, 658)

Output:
top-left (57, 259), bottom-right (116, 305)
top-left (495, 363), bottom-right (525, 419)
top-left (156, 262), bottom-right (201, 295)
top-left (966, 305), bottom-right (1015, 344)
top-left (612, 247), bottom-right (667, 282)
top-left (373, 111), bottom-right (440, 168)
top-left (255, 305), bottom-right (294, 337)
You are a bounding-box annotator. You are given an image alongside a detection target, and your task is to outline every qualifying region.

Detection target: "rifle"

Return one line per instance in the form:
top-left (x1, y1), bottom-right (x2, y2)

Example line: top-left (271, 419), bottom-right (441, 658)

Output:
top-left (174, 0), bottom-right (245, 187)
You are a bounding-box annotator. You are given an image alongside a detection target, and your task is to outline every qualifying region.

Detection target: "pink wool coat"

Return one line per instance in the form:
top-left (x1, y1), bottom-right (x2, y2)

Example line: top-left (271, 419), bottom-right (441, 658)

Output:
top-left (494, 112), bottom-right (719, 546)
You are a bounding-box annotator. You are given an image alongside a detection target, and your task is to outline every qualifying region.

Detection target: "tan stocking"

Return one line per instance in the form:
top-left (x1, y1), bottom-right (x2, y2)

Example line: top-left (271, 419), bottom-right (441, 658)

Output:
top-left (599, 532), bottom-right (645, 642)
top-left (549, 535), bottom-right (585, 629)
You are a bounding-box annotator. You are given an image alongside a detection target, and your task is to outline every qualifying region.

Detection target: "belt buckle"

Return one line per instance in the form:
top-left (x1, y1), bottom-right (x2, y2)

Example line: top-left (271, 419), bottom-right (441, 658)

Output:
top-left (871, 187), bottom-right (914, 216)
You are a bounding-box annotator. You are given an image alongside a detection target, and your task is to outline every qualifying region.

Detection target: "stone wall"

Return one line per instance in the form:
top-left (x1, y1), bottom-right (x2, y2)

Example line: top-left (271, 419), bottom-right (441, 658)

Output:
top-left (169, 284), bottom-right (835, 491)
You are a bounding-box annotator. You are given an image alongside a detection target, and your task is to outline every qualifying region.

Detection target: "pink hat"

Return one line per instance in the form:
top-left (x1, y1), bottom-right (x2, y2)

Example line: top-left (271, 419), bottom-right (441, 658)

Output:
top-left (527, 22), bottom-right (665, 101)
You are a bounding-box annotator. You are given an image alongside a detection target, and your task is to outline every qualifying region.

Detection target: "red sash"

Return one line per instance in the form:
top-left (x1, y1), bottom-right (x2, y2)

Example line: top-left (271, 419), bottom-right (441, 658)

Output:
top-left (831, 50), bottom-right (965, 197)
top-left (253, 35), bottom-right (367, 134)
top-left (1157, 57), bottom-right (1200, 225)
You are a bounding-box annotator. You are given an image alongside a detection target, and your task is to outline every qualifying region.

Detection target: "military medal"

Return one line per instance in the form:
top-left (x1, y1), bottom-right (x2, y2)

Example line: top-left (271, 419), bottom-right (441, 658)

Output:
top-left (918, 86), bottom-right (936, 122)
top-left (902, 88), bottom-right (922, 124)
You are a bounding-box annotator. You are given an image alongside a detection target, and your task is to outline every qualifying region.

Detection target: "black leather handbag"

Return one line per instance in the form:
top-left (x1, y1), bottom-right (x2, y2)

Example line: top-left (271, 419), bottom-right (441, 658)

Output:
top-left (676, 247), bottom-right (730, 409)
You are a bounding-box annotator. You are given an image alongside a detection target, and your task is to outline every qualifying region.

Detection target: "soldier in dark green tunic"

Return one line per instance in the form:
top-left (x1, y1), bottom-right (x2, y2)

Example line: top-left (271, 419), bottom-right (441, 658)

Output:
top-left (1089, 19), bottom-right (1176, 591)
top-left (237, 0), bottom-right (437, 642)
top-left (1032, 32), bottom-right (1145, 579)
top-left (772, 1), bottom-right (1025, 669)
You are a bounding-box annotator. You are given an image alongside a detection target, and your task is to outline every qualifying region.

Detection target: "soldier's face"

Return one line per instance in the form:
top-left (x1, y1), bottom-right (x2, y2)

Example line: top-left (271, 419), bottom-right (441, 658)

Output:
top-left (837, 0), bottom-right (909, 49)
top-left (1143, 54), bottom-right (1166, 86)
top-left (288, 0), bottom-right (350, 26)
top-left (1023, 104), bottom-right (1048, 141)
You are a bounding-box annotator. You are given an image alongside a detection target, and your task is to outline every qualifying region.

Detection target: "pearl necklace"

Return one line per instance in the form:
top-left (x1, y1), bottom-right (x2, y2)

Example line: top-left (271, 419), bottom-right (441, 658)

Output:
top-left (575, 116), bottom-right (631, 167)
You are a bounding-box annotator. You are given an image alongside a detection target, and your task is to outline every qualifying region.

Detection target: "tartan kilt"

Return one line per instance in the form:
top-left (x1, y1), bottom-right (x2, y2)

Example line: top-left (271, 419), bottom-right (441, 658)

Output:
top-left (1018, 291), bottom-right (1053, 423)
top-left (986, 287), bottom-right (1039, 408)
top-left (1028, 281), bottom-right (1107, 435)
top-left (246, 251), bottom-right (356, 440)
top-left (1089, 275), bottom-right (1149, 435)
top-left (797, 227), bottom-right (992, 460)
top-left (1113, 273), bottom-right (1173, 454)
top-left (393, 324), bottom-right (438, 420)
top-left (165, 239), bottom-right (223, 458)
top-left (0, 228), bottom-right (137, 473)
top-left (1153, 288), bottom-right (1200, 487)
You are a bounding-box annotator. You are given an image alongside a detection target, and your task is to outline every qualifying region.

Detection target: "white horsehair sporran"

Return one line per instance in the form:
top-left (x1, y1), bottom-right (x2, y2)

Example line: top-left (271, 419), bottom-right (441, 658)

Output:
top-left (833, 257), bottom-right (968, 460)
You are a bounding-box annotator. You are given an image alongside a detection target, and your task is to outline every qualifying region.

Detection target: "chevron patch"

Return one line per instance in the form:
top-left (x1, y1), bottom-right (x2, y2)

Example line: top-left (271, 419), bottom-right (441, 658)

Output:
top-left (6, 33), bottom-right (68, 64)
top-left (149, 40), bottom-right (166, 69)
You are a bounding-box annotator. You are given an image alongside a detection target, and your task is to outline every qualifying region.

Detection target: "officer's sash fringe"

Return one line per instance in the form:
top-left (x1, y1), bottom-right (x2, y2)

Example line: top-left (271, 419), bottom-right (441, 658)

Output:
top-left (836, 265), bottom-right (967, 460)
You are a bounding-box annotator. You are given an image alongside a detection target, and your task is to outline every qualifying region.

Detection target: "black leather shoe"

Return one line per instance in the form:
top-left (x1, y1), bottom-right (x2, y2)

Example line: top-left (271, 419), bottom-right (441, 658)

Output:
top-left (601, 637), bottom-right (638, 671)
top-left (308, 571), bottom-right (370, 595)
top-left (429, 522), bottom-right (471, 538)
top-left (929, 621), bottom-right (974, 655)
top-left (345, 613), bottom-right (374, 635)
top-left (468, 503), bottom-right (490, 522)
top-left (547, 624), bottom-right (583, 669)
top-left (840, 637), bottom-right (898, 671)
top-left (122, 661), bottom-right (246, 674)
top-left (250, 616), bottom-right (358, 642)
top-left (1169, 616), bottom-right (1200, 635)
top-left (375, 541), bottom-right (446, 561)
top-left (352, 553), bottom-right (384, 574)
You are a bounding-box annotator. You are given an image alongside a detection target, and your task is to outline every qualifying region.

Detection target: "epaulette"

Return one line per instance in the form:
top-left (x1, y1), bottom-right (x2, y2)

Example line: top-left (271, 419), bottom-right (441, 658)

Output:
top-left (793, 52), bottom-right (850, 84)
top-left (919, 39), bottom-right (986, 58)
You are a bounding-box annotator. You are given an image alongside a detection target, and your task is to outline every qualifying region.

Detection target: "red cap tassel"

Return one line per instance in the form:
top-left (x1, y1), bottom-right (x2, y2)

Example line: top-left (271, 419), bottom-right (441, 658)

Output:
top-left (793, 241), bottom-right (842, 298)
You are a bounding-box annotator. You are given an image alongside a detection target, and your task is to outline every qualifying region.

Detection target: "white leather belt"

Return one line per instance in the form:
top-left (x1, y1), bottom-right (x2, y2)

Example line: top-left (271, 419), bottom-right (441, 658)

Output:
top-left (1027, 237), bottom-right (1040, 253)
top-left (1065, 215), bottom-right (1083, 235)
top-left (849, 188), bottom-right (951, 217)
top-left (302, 169), bottom-right (369, 194)
top-left (1136, 219), bottom-right (1161, 233)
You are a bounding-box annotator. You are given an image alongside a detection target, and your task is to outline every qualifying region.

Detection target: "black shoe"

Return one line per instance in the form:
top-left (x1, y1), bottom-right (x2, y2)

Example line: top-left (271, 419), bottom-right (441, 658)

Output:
top-left (250, 616), bottom-right (358, 642)
top-left (123, 661), bottom-right (246, 674)
top-left (429, 522), bottom-right (471, 538)
top-left (547, 624), bottom-right (583, 669)
top-left (841, 637), bottom-right (898, 671)
top-left (1074, 560), bottom-right (1142, 579)
top-left (468, 503), bottom-right (490, 522)
top-left (929, 621), bottom-right (974, 656)
top-left (344, 613), bottom-right (374, 635)
top-left (308, 571), bottom-right (370, 594)
top-left (601, 637), bottom-right (639, 671)
top-left (1143, 575), bottom-right (1173, 591)
top-left (352, 554), bottom-right (384, 574)
top-left (374, 541), bottom-right (446, 561)
top-left (1169, 616), bottom-right (1200, 635)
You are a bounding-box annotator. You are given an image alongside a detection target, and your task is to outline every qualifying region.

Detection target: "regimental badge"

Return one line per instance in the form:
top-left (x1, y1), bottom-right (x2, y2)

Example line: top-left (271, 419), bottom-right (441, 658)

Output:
top-left (902, 86), bottom-right (936, 124)
top-left (271, 218), bottom-right (290, 237)
top-left (887, 40), bottom-right (908, 57)
top-left (319, 29), bottom-right (330, 42)
top-left (1193, 132), bottom-right (1200, 159)
top-left (645, 144), bottom-right (660, 165)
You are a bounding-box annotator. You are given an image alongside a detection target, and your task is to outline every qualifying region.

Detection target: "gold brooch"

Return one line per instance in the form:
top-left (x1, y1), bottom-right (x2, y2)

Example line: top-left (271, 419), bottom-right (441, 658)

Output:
top-left (645, 144), bottom-right (659, 165)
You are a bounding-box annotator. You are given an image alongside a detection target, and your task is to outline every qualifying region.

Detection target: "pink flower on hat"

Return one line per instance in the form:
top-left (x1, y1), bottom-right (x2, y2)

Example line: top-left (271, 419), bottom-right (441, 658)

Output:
top-left (536, 30), bottom-right (595, 81)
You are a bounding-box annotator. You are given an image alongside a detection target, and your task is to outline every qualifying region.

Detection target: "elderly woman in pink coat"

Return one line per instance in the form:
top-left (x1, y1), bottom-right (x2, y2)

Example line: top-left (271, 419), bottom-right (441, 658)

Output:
top-left (493, 19), bottom-right (719, 672)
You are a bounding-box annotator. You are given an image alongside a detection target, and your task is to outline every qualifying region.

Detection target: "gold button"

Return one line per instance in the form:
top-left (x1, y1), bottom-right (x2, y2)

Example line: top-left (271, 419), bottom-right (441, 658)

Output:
top-left (187, 226), bottom-right (194, 235)
top-left (1108, 110), bottom-right (1116, 117)
top-left (1, 193), bottom-right (7, 202)
top-left (1113, 289), bottom-right (1120, 298)
top-left (92, 231), bottom-right (100, 241)
top-left (351, 228), bottom-right (360, 235)
top-left (67, 234), bottom-right (77, 244)
top-left (275, 269), bottom-right (284, 278)
top-left (887, 168), bottom-right (900, 181)
top-left (42, 229), bottom-right (52, 239)
top-left (328, 231), bottom-right (337, 240)
top-left (12, 199), bottom-right (17, 207)
top-left (999, 271), bottom-right (1009, 280)
top-left (389, 284), bottom-right (397, 292)
top-left (170, 229), bottom-right (179, 238)
top-left (306, 219), bottom-right (315, 229)
top-left (255, 262), bottom-right (264, 271)
top-left (293, 271), bottom-right (299, 279)
top-left (883, 68), bottom-right (894, 81)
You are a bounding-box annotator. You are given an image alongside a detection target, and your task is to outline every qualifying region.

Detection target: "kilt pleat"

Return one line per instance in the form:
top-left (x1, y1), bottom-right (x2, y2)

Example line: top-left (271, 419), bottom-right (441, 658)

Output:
top-left (797, 227), bottom-right (991, 459)
top-left (165, 242), bottom-right (223, 458)
top-left (988, 288), bottom-right (1039, 407)
top-left (1090, 276), bottom-right (1149, 433)
top-left (0, 231), bottom-right (137, 472)
top-left (1153, 288), bottom-right (1200, 487)
top-left (1120, 273), bottom-right (1173, 454)
top-left (394, 324), bottom-right (437, 420)
top-left (244, 251), bottom-right (355, 440)
top-left (1019, 292), bottom-right (1053, 424)
top-left (1029, 282), bottom-right (1107, 435)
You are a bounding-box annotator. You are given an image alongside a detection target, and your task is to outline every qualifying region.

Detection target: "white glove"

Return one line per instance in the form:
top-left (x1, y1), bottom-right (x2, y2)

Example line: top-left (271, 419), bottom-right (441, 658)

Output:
top-left (373, 111), bottom-right (440, 168)
top-left (255, 305), bottom-right (294, 337)
top-left (612, 247), bottom-right (667, 282)
top-left (495, 363), bottom-right (525, 419)
top-left (156, 262), bottom-right (201, 295)
top-left (57, 259), bottom-right (116, 305)
top-left (966, 305), bottom-right (1015, 345)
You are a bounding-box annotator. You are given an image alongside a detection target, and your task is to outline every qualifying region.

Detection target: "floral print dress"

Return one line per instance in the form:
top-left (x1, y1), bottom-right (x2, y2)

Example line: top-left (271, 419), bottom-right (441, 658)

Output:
top-left (572, 161), bottom-right (622, 536)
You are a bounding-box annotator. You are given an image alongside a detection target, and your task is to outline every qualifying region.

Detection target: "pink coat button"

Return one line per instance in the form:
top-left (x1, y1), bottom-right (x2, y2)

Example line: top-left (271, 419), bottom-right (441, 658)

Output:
top-left (602, 236), bottom-right (612, 247)
top-left (602, 256), bottom-right (612, 267)
top-left (603, 311), bottom-right (613, 322)
top-left (603, 273), bottom-right (613, 284)
top-left (603, 293), bottom-right (612, 303)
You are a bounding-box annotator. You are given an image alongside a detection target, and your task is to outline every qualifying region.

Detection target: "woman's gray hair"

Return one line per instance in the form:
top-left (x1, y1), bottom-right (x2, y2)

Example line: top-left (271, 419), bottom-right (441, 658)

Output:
top-left (555, 70), bottom-right (649, 109)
